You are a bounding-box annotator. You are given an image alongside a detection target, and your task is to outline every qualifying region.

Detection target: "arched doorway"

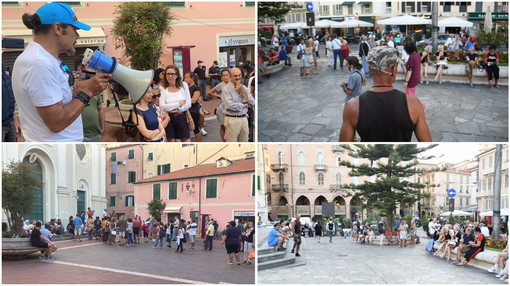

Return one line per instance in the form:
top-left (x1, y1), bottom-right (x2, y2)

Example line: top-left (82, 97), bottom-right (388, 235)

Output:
top-left (333, 196), bottom-right (346, 218)
top-left (314, 196), bottom-right (327, 219)
top-left (23, 157), bottom-right (43, 222)
top-left (276, 196), bottom-right (289, 219)
top-left (350, 197), bottom-right (360, 221)
top-left (296, 195), bottom-right (311, 217)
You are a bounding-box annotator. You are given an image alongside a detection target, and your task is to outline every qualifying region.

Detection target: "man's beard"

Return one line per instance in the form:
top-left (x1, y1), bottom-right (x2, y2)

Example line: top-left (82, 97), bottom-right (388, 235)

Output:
top-left (66, 48), bottom-right (76, 57)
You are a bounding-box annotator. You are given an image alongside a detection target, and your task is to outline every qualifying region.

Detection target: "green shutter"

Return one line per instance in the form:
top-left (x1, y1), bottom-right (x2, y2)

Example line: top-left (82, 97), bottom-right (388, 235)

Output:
top-left (157, 165), bottom-right (162, 176)
top-left (166, 163), bottom-right (171, 174)
top-left (148, 152), bottom-right (153, 161)
top-left (402, 2), bottom-right (405, 12)
top-left (164, 1), bottom-right (186, 6)
top-left (110, 196), bottom-right (115, 206)
top-left (206, 179), bottom-right (217, 198)
top-left (128, 149), bottom-right (134, 160)
top-left (245, 1), bottom-right (255, 6)
top-left (257, 175), bottom-right (261, 190)
top-left (169, 182), bottom-right (177, 200)
top-left (153, 184), bottom-right (161, 199)
top-left (411, 2), bottom-right (415, 12)
top-left (125, 196), bottom-right (128, 206)
top-left (111, 152), bottom-right (116, 161)
top-left (252, 175), bottom-right (256, 196)
top-left (417, 2), bottom-right (421, 12)
top-left (128, 171), bottom-right (136, 183)
top-left (111, 173), bottom-right (116, 184)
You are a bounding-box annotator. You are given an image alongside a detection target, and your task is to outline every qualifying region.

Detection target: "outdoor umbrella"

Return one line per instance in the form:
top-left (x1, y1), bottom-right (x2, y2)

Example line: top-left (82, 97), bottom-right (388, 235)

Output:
top-left (336, 19), bottom-right (374, 28)
top-left (279, 22), bottom-right (307, 30)
top-left (314, 19), bottom-right (334, 28)
top-left (438, 17), bottom-right (474, 28)
top-left (484, 6), bottom-right (493, 33)
top-left (439, 210), bottom-right (472, 217)
top-left (480, 209), bottom-right (509, 217)
top-left (377, 15), bottom-right (431, 35)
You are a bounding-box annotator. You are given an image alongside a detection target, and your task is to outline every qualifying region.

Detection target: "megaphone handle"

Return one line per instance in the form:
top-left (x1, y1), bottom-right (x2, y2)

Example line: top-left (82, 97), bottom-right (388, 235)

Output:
top-left (106, 57), bottom-right (117, 74)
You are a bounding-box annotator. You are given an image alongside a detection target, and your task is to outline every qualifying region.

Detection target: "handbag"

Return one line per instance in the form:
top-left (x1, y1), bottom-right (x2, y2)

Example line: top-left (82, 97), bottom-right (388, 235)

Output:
top-left (111, 230), bottom-right (117, 236)
top-left (185, 110), bottom-right (195, 131)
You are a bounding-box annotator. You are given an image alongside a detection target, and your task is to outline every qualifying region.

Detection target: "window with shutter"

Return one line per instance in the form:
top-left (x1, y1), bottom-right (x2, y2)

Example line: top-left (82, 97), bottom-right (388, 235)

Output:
top-left (128, 149), bottom-right (134, 160)
top-left (111, 173), bottom-right (116, 184)
top-left (168, 182), bottom-right (177, 200)
top-left (252, 175), bottom-right (256, 196)
top-left (153, 184), bottom-right (161, 199)
top-left (148, 152), bottom-right (153, 162)
top-left (110, 196), bottom-right (116, 206)
top-left (128, 171), bottom-right (136, 183)
top-left (206, 179), bottom-right (218, 198)
top-left (111, 152), bottom-right (116, 161)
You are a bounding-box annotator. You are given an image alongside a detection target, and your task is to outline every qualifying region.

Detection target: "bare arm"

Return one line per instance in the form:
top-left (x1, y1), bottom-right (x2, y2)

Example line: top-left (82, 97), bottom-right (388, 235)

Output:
top-left (132, 110), bottom-right (164, 141)
top-left (339, 98), bottom-right (358, 142)
top-left (97, 101), bottom-right (105, 136)
top-left (191, 90), bottom-right (200, 104)
top-left (407, 95), bottom-right (432, 142)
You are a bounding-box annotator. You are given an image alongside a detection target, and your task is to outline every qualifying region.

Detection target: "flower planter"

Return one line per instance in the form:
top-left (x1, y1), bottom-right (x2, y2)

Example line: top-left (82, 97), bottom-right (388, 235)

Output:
top-left (2, 238), bottom-right (42, 259)
top-left (118, 99), bottom-right (135, 120)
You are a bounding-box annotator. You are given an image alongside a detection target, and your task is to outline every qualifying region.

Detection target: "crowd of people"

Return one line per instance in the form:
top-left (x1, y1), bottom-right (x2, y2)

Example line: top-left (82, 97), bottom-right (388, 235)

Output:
top-left (3, 2), bottom-right (256, 143)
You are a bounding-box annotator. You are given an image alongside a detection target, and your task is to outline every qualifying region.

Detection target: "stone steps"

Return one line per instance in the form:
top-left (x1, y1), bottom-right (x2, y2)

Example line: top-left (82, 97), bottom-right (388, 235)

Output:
top-left (258, 250), bottom-right (286, 263)
top-left (258, 256), bottom-right (297, 271)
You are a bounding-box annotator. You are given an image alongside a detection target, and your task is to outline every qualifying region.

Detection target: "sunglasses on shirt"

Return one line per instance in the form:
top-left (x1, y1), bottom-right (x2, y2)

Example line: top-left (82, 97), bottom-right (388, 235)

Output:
top-left (60, 64), bottom-right (75, 87)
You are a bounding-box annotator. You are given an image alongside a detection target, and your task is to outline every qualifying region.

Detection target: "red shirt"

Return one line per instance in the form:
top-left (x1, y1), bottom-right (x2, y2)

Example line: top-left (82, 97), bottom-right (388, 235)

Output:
top-left (133, 219), bottom-right (140, 228)
top-left (406, 52), bottom-right (421, 88)
top-left (268, 52), bottom-right (279, 60)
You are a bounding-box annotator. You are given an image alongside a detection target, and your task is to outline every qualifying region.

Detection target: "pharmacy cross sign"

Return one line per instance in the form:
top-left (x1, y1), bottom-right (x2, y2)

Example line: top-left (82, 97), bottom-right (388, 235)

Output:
top-left (448, 188), bottom-right (456, 198)
top-left (307, 2), bottom-right (313, 12)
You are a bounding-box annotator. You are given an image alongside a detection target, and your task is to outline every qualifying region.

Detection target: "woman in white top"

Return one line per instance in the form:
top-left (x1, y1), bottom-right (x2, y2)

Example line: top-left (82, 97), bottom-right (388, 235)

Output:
top-left (159, 65), bottom-right (191, 142)
top-left (399, 220), bottom-right (408, 248)
top-left (326, 36), bottom-right (333, 67)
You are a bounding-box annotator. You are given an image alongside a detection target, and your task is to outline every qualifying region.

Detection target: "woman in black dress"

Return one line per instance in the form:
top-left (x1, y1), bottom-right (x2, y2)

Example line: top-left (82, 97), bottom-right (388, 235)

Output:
top-left (315, 221), bottom-right (323, 243)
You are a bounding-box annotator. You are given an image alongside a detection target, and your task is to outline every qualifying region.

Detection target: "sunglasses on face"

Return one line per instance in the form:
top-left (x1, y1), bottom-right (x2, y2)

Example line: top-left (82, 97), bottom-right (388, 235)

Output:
top-left (152, 94), bottom-right (161, 99)
top-left (60, 64), bottom-right (74, 86)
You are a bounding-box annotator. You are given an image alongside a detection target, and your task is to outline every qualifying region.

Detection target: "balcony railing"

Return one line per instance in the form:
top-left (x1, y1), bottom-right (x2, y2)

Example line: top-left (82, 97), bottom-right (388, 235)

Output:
top-left (314, 165), bottom-right (328, 171)
top-left (272, 184), bottom-right (289, 191)
top-left (335, 205), bottom-right (346, 215)
top-left (330, 184), bottom-right (342, 191)
top-left (277, 206), bottom-right (289, 216)
top-left (296, 205), bottom-right (311, 216)
top-left (332, 145), bottom-right (344, 152)
top-left (271, 164), bottom-right (288, 172)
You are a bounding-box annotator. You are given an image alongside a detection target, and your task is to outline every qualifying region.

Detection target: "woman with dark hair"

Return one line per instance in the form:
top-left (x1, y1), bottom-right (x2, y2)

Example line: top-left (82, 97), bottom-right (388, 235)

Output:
top-left (67, 216), bottom-right (75, 240)
top-left (403, 41), bottom-right (426, 111)
top-left (131, 87), bottom-right (166, 142)
top-left (153, 68), bottom-right (165, 87)
top-left (159, 65), bottom-right (191, 142)
top-left (184, 71), bottom-right (202, 142)
top-left (222, 221), bottom-right (242, 265)
top-left (341, 56), bottom-right (366, 104)
top-left (207, 69), bottom-right (230, 141)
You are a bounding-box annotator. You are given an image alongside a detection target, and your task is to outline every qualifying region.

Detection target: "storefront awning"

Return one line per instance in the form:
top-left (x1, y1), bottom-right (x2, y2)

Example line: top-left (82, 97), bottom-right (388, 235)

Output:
top-left (341, 2), bottom-right (354, 6)
top-left (467, 12), bottom-right (508, 21)
top-left (163, 207), bottom-right (182, 213)
top-left (358, 2), bottom-right (371, 5)
top-left (2, 27), bottom-right (106, 49)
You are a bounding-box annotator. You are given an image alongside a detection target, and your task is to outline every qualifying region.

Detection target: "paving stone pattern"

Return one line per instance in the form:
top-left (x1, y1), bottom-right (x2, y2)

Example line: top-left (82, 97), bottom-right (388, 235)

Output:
top-left (258, 46), bottom-right (508, 142)
top-left (257, 229), bottom-right (506, 284)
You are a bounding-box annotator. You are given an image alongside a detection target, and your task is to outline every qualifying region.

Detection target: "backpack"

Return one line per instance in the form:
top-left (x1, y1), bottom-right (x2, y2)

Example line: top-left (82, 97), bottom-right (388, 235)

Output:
top-left (328, 222), bottom-right (334, 231)
top-left (117, 107), bottom-right (143, 142)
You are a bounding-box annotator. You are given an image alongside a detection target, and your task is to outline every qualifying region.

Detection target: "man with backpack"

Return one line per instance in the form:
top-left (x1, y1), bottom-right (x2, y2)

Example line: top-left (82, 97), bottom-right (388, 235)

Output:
top-left (327, 218), bottom-right (335, 243)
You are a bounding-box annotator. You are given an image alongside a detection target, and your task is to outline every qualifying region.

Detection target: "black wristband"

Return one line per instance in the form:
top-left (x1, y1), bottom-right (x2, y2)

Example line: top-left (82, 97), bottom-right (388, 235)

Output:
top-left (75, 91), bottom-right (91, 106)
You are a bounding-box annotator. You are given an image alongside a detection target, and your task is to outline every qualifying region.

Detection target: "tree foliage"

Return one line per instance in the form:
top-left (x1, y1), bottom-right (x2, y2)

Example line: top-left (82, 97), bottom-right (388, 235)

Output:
top-left (2, 161), bottom-right (42, 236)
top-left (340, 144), bottom-right (440, 228)
top-left (147, 199), bottom-right (165, 220)
top-left (258, 2), bottom-right (293, 24)
top-left (111, 2), bottom-right (175, 70)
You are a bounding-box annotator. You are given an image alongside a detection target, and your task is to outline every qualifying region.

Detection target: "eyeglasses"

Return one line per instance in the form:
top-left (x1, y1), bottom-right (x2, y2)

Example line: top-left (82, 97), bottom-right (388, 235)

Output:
top-left (166, 73), bottom-right (177, 76)
top-left (60, 64), bottom-right (74, 86)
top-left (152, 94), bottom-right (161, 99)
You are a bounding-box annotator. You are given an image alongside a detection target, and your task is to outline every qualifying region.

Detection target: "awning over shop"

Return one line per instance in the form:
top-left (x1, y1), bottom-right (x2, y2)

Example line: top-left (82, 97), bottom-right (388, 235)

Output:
top-left (163, 206), bottom-right (182, 213)
top-left (2, 27), bottom-right (106, 49)
top-left (358, 16), bottom-right (375, 24)
top-left (341, 2), bottom-right (354, 6)
top-left (358, 2), bottom-right (371, 5)
top-left (467, 12), bottom-right (508, 21)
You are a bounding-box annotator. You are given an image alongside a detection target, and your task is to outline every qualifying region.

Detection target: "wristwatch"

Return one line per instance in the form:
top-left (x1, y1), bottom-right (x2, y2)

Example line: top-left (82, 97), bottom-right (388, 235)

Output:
top-left (75, 91), bottom-right (91, 106)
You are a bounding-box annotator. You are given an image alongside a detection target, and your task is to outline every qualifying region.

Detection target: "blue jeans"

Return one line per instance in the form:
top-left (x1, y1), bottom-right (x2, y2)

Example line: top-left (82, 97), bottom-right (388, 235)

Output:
top-left (333, 49), bottom-right (342, 70)
top-left (154, 235), bottom-right (163, 247)
top-left (199, 79), bottom-right (207, 100)
top-left (205, 235), bottom-right (213, 250)
top-left (362, 55), bottom-right (370, 75)
top-left (127, 232), bottom-right (133, 245)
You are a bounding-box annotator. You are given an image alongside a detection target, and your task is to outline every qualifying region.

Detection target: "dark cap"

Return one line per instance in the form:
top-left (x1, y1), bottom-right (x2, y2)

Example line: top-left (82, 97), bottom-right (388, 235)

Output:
top-left (489, 45), bottom-right (496, 50)
top-left (213, 60), bottom-right (219, 65)
top-left (197, 60), bottom-right (203, 64)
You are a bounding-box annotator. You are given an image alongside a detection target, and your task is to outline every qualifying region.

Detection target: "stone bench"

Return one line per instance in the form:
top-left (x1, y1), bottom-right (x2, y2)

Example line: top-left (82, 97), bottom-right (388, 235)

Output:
top-left (263, 61), bottom-right (285, 74)
top-left (396, 63), bottom-right (508, 85)
top-left (354, 235), bottom-right (420, 245)
top-left (432, 241), bottom-right (499, 268)
top-left (2, 238), bottom-right (45, 259)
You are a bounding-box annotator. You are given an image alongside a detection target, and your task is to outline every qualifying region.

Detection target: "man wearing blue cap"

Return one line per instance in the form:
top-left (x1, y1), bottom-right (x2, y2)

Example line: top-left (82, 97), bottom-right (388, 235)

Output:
top-left (11, 3), bottom-right (111, 142)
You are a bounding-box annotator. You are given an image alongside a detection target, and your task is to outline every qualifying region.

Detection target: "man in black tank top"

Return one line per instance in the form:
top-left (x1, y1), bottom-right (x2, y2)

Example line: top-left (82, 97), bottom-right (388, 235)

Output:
top-left (291, 216), bottom-right (302, 257)
top-left (339, 46), bottom-right (431, 142)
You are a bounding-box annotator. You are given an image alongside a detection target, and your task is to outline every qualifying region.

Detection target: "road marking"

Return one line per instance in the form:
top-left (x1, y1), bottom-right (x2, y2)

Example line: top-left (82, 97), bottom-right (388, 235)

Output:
top-left (52, 261), bottom-right (211, 284)
top-left (55, 242), bottom-right (103, 250)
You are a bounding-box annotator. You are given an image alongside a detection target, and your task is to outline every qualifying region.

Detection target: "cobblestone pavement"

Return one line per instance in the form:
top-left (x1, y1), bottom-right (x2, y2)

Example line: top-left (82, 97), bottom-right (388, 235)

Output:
top-left (257, 231), bottom-right (506, 284)
top-left (258, 48), bottom-right (508, 142)
top-left (2, 238), bottom-right (254, 284)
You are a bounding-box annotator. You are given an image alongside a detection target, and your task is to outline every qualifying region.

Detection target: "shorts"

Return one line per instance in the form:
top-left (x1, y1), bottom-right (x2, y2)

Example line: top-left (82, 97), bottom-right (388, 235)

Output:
top-left (190, 111), bottom-right (201, 135)
top-left (405, 86), bottom-right (416, 96)
top-left (33, 242), bottom-right (49, 249)
top-left (75, 228), bottom-right (83, 236)
top-left (117, 231), bottom-right (125, 237)
top-left (486, 65), bottom-right (499, 81)
top-left (293, 235), bottom-right (301, 245)
top-left (226, 244), bottom-right (239, 254)
top-left (143, 231), bottom-right (148, 238)
top-left (460, 246), bottom-right (470, 254)
top-left (190, 235), bottom-right (196, 243)
top-left (133, 227), bottom-right (140, 235)
top-left (258, 63), bottom-right (266, 70)
top-left (166, 113), bottom-right (190, 140)
top-left (268, 236), bottom-right (280, 247)
top-left (215, 102), bottom-right (225, 125)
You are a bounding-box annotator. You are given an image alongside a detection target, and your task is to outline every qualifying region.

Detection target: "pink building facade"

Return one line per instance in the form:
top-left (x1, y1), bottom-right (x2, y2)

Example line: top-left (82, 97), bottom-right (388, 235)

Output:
top-left (134, 158), bottom-right (255, 236)
top-left (105, 145), bottom-right (143, 218)
top-left (2, 2), bottom-right (255, 73)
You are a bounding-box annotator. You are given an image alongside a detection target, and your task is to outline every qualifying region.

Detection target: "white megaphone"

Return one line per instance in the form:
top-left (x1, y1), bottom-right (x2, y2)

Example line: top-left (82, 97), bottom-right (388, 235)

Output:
top-left (82, 48), bottom-right (154, 104)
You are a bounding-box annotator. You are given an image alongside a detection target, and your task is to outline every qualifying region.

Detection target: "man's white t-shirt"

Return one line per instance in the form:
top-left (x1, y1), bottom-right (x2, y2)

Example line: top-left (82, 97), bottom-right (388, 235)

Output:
top-left (188, 222), bottom-right (197, 236)
top-left (314, 40), bottom-right (319, 52)
top-left (480, 226), bottom-right (490, 237)
top-left (12, 42), bottom-right (83, 141)
top-left (428, 221), bottom-right (438, 236)
top-left (387, 40), bottom-right (395, 48)
top-left (272, 36), bottom-right (279, 48)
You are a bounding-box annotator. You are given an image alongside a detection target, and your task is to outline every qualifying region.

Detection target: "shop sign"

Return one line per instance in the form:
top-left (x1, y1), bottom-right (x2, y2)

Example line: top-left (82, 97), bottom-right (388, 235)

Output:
top-left (234, 211), bottom-right (255, 217)
top-left (467, 12), bottom-right (508, 21)
top-left (76, 38), bottom-right (106, 45)
top-left (219, 35), bottom-right (255, 47)
top-left (218, 52), bottom-right (228, 68)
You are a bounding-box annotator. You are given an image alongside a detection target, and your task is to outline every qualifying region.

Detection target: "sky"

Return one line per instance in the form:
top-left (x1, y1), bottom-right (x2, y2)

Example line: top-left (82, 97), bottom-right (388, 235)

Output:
top-left (419, 143), bottom-right (495, 164)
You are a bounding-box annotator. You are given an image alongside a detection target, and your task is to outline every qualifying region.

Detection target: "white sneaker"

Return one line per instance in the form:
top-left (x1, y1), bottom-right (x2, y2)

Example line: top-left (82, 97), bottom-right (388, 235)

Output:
top-left (488, 266), bottom-right (498, 273)
top-left (201, 128), bottom-right (208, 136)
top-left (496, 272), bottom-right (504, 278)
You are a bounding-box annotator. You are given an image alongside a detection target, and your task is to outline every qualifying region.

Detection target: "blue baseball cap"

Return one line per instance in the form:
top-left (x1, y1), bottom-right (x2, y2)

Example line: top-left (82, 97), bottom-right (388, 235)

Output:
top-left (35, 3), bottom-right (90, 31)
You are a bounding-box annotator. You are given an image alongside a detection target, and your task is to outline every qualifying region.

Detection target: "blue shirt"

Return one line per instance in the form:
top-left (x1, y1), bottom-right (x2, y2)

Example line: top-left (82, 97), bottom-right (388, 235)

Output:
top-left (278, 49), bottom-right (287, 61)
top-left (462, 233), bottom-right (475, 245)
top-left (268, 228), bottom-right (281, 246)
top-left (73, 217), bottom-right (83, 229)
top-left (465, 41), bottom-right (475, 51)
top-left (280, 36), bottom-right (288, 46)
top-left (345, 68), bottom-right (365, 103)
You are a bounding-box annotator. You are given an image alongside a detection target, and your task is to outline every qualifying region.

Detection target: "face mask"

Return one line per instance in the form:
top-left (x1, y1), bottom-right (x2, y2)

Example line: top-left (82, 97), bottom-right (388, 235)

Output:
top-left (201, 63), bottom-right (204, 67)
